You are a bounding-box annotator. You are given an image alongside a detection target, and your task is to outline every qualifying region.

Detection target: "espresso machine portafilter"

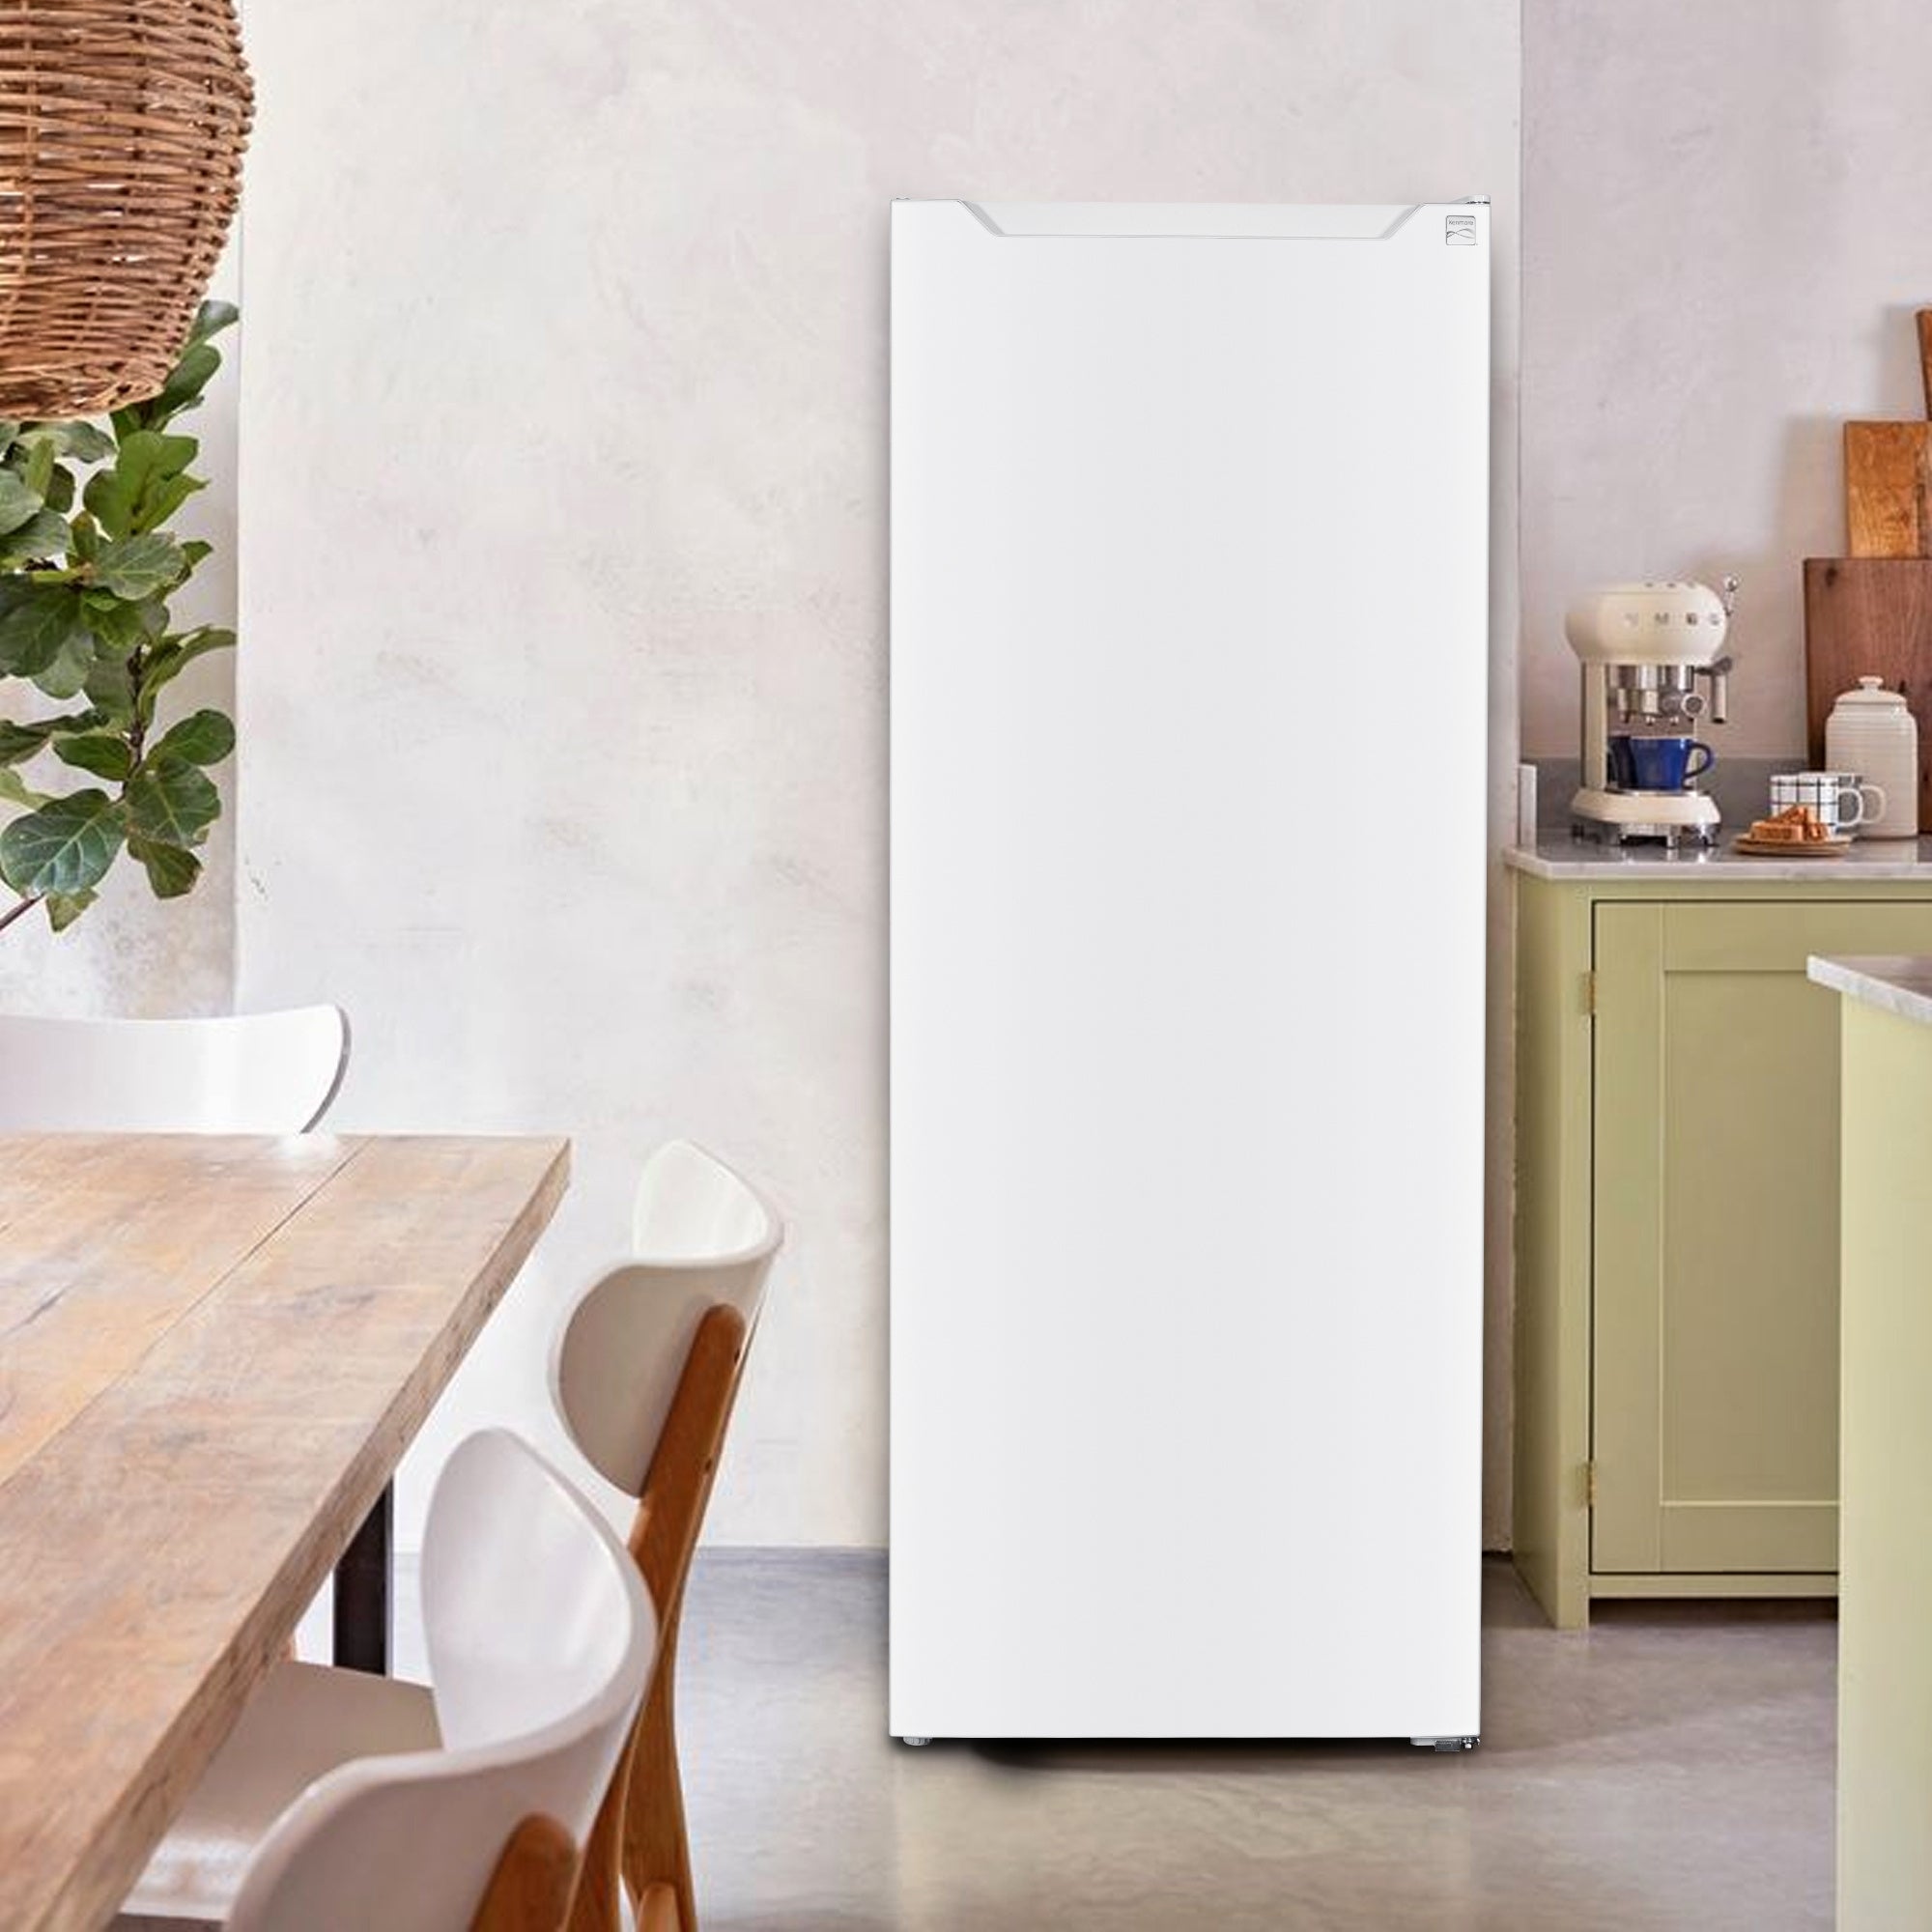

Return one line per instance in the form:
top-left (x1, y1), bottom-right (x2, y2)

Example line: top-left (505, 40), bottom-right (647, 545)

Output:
top-left (1568, 578), bottom-right (1738, 846)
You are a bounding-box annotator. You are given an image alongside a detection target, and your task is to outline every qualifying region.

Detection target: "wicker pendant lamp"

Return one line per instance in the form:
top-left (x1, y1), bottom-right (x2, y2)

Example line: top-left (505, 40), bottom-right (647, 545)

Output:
top-left (0, 0), bottom-right (252, 418)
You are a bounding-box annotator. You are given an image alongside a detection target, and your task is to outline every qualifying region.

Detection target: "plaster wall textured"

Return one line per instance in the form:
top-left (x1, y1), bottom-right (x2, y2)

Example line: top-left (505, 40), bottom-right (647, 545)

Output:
top-left (236, 0), bottom-right (1520, 1547)
top-left (1520, 0), bottom-right (1932, 757)
top-left (0, 249), bottom-right (240, 1018)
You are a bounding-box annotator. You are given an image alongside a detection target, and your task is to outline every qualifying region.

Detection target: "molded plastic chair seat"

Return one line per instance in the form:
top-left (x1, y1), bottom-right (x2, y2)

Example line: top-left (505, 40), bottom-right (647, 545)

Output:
top-left (550, 1140), bottom-right (784, 1932)
top-left (119, 1430), bottom-right (657, 1931)
top-left (0, 1006), bottom-right (349, 1133)
top-left (124, 1666), bottom-right (438, 1920)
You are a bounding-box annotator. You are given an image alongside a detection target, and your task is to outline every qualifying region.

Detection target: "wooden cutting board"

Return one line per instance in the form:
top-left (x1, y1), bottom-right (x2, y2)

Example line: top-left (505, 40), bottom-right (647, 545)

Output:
top-left (1804, 557), bottom-right (1932, 827)
top-left (1844, 422), bottom-right (1932, 556)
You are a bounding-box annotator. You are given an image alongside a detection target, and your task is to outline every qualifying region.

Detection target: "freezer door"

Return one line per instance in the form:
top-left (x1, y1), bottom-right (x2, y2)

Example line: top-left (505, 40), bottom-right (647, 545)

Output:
top-left (890, 201), bottom-right (1488, 1740)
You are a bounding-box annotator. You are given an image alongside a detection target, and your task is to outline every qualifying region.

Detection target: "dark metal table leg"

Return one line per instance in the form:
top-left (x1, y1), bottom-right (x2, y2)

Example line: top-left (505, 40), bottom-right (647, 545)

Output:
top-left (333, 1482), bottom-right (392, 1673)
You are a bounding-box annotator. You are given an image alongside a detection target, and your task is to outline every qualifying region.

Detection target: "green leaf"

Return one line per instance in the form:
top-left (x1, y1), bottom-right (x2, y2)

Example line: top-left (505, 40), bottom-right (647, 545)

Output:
top-left (118, 347), bottom-right (222, 435)
top-left (43, 464), bottom-right (74, 515)
top-left (83, 432), bottom-right (199, 540)
top-left (16, 419), bottom-right (116, 465)
top-left (44, 887), bottom-right (98, 930)
top-left (32, 626), bottom-right (97, 700)
top-left (127, 834), bottom-right (200, 898)
top-left (94, 531), bottom-right (185, 601)
top-left (0, 583), bottom-right (85, 676)
top-left (110, 304), bottom-right (235, 436)
top-left (188, 300), bottom-right (240, 347)
top-left (0, 420), bottom-right (20, 449)
top-left (51, 732), bottom-right (130, 781)
top-left (125, 753), bottom-right (219, 847)
top-left (82, 445), bottom-right (140, 539)
top-left (70, 421), bottom-right (116, 464)
top-left (17, 437), bottom-right (54, 499)
top-left (0, 508), bottom-right (71, 569)
top-left (0, 468), bottom-right (43, 536)
top-left (148, 342), bottom-right (221, 422)
top-left (0, 765), bottom-right (47, 809)
top-left (0, 709), bottom-right (101, 762)
top-left (137, 626), bottom-right (235, 723)
top-left (179, 538), bottom-right (212, 569)
top-left (0, 788), bottom-right (125, 895)
top-left (151, 707), bottom-right (234, 766)
top-left (82, 594), bottom-right (152, 658)
top-left (83, 653), bottom-right (133, 723)
top-left (140, 473), bottom-right (203, 531)
top-left (0, 720), bottom-right (50, 762)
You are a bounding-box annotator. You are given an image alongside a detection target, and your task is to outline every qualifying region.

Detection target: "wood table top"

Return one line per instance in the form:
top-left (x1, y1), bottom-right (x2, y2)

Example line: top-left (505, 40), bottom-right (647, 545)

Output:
top-left (0, 1132), bottom-right (570, 1931)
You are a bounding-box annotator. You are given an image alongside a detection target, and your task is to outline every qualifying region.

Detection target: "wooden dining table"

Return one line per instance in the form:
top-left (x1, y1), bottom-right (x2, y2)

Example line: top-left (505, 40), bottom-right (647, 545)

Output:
top-left (0, 1131), bottom-right (570, 1932)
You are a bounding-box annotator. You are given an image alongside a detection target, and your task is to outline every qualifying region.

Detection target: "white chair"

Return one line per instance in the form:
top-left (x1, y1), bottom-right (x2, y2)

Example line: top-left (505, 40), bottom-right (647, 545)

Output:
top-left (0, 1006), bottom-right (349, 1133)
top-left (122, 1430), bottom-right (657, 1931)
top-left (558, 1140), bottom-right (784, 1498)
top-left (549, 1139), bottom-right (784, 1932)
top-left (0, 1008), bottom-right (365, 1675)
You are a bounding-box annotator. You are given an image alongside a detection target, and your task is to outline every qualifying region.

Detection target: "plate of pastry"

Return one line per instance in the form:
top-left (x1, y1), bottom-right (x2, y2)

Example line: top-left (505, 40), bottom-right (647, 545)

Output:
top-left (1733, 805), bottom-right (1853, 856)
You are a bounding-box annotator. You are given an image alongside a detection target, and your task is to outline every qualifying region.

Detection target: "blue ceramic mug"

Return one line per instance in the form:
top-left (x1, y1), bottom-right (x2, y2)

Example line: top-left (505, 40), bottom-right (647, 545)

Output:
top-left (1611, 733), bottom-right (1715, 790)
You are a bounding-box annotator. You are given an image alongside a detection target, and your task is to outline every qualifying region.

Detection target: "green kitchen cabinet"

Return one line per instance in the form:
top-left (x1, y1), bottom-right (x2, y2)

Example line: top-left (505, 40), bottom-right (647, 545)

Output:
top-left (1512, 863), bottom-right (1932, 1627)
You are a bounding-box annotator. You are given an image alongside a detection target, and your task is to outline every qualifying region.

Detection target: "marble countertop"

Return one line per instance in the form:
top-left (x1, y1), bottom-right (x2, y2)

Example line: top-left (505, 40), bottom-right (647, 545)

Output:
top-left (1808, 955), bottom-right (1932, 1026)
top-left (1508, 833), bottom-right (1932, 882)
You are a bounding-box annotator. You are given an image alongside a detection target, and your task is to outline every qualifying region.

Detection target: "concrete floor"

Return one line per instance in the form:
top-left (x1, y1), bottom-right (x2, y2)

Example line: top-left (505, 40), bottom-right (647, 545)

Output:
top-left (382, 1552), bottom-right (1833, 1927)
top-left (656, 1553), bottom-right (1834, 1932)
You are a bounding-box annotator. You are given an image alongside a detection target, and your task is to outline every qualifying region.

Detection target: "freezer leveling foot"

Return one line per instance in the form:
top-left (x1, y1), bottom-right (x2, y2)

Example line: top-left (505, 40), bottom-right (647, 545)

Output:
top-left (898, 1736), bottom-right (933, 1747)
top-left (1411, 1736), bottom-right (1479, 1752)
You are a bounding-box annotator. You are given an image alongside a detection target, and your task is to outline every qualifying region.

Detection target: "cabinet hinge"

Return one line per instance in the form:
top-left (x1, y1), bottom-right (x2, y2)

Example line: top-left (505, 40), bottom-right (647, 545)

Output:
top-left (1584, 1460), bottom-right (1599, 1508)
top-left (1584, 970), bottom-right (1598, 1016)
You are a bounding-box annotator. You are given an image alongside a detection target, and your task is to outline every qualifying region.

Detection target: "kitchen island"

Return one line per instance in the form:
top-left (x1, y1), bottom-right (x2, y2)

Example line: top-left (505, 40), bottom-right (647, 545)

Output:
top-left (1807, 954), bottom-right (1932, 1932)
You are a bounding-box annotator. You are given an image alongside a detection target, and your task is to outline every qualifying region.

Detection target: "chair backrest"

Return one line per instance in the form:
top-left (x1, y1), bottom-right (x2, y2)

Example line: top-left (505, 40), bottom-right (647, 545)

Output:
top-left (553, 1140), bottom-right (784, 1498)
top-left (630, 1136), bottom-right (777, 1261)
top-left (0, 1006), bottom-right (349, 1133)
top-left (225, 1430), bottom-right (656, 1932)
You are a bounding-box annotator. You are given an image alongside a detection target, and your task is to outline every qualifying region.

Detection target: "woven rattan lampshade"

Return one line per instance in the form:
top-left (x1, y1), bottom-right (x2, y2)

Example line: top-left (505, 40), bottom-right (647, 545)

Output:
top-left (0, 0), bottom-right (252, 418)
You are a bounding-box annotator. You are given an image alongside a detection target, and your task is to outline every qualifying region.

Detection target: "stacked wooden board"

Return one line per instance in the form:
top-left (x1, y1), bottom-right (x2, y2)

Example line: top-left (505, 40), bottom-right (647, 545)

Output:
top-left (1844, 423), bottom-right (1932, 558)
top-left (1805, 309), bottom-right (1932, 828)
top-left (1840, 310), bottom-right (1932, 557)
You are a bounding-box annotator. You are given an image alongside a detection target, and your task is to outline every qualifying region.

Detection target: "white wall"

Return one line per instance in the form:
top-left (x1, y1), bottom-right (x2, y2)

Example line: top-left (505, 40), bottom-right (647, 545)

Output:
top-left (0, 248), bottom-right (240, 1018)
top-left (23, 1), bottom-right (1921, 1552)
top-left (236, 0), bottom-right (1521, 1547)
top-left (1521, 0), bottom-right (1932, 756)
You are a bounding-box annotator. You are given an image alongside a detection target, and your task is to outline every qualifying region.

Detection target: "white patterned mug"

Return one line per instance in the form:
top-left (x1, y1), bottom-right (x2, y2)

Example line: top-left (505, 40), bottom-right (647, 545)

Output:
top-left (1770, 770), bottom-right (1887, 835)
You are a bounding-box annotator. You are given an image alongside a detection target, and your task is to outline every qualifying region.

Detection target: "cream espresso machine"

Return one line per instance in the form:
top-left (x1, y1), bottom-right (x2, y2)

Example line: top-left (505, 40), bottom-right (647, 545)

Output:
top-left (1569, 578), bottom-right (1738, 845)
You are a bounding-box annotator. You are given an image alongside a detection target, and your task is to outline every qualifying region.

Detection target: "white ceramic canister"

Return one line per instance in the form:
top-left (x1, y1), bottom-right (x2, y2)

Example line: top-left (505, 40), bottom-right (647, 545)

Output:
top-left (1826, 676), bottom-right (1919, 838)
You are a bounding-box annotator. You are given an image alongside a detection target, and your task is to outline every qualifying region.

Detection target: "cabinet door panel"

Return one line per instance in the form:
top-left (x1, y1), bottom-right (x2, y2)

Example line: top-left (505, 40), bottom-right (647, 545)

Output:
top-left (1593, 899), bottom-right (1932, 1575)
top-left (1660, 967), bottom-right (1839, 1515)
top-left (1592, 904), bottom-right (1666, 1571)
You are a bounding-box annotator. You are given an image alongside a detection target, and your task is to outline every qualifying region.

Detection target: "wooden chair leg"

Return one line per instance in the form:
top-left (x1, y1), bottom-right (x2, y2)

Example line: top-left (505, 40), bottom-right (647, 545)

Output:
top-left (564, 1756), bottom-right (632, 1932)
top-left (636, 1882), bottom-right (684, 1932)
top-left (621, 1644), bottom-right (696, 1932)
top-left (472, 1813), bottom-right (582, 1932)
top-left (603, 1302), bottom-right (750, 1932)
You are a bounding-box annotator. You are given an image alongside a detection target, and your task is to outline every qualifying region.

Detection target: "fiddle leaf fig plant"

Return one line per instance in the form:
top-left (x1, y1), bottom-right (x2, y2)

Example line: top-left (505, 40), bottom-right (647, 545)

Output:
top-left (0, 301), bottom-right (239, 936)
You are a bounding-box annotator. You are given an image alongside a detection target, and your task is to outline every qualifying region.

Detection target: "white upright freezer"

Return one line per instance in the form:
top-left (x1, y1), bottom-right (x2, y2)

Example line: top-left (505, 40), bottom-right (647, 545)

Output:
top-left (889, 201), bottom-right (1489, 1745)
